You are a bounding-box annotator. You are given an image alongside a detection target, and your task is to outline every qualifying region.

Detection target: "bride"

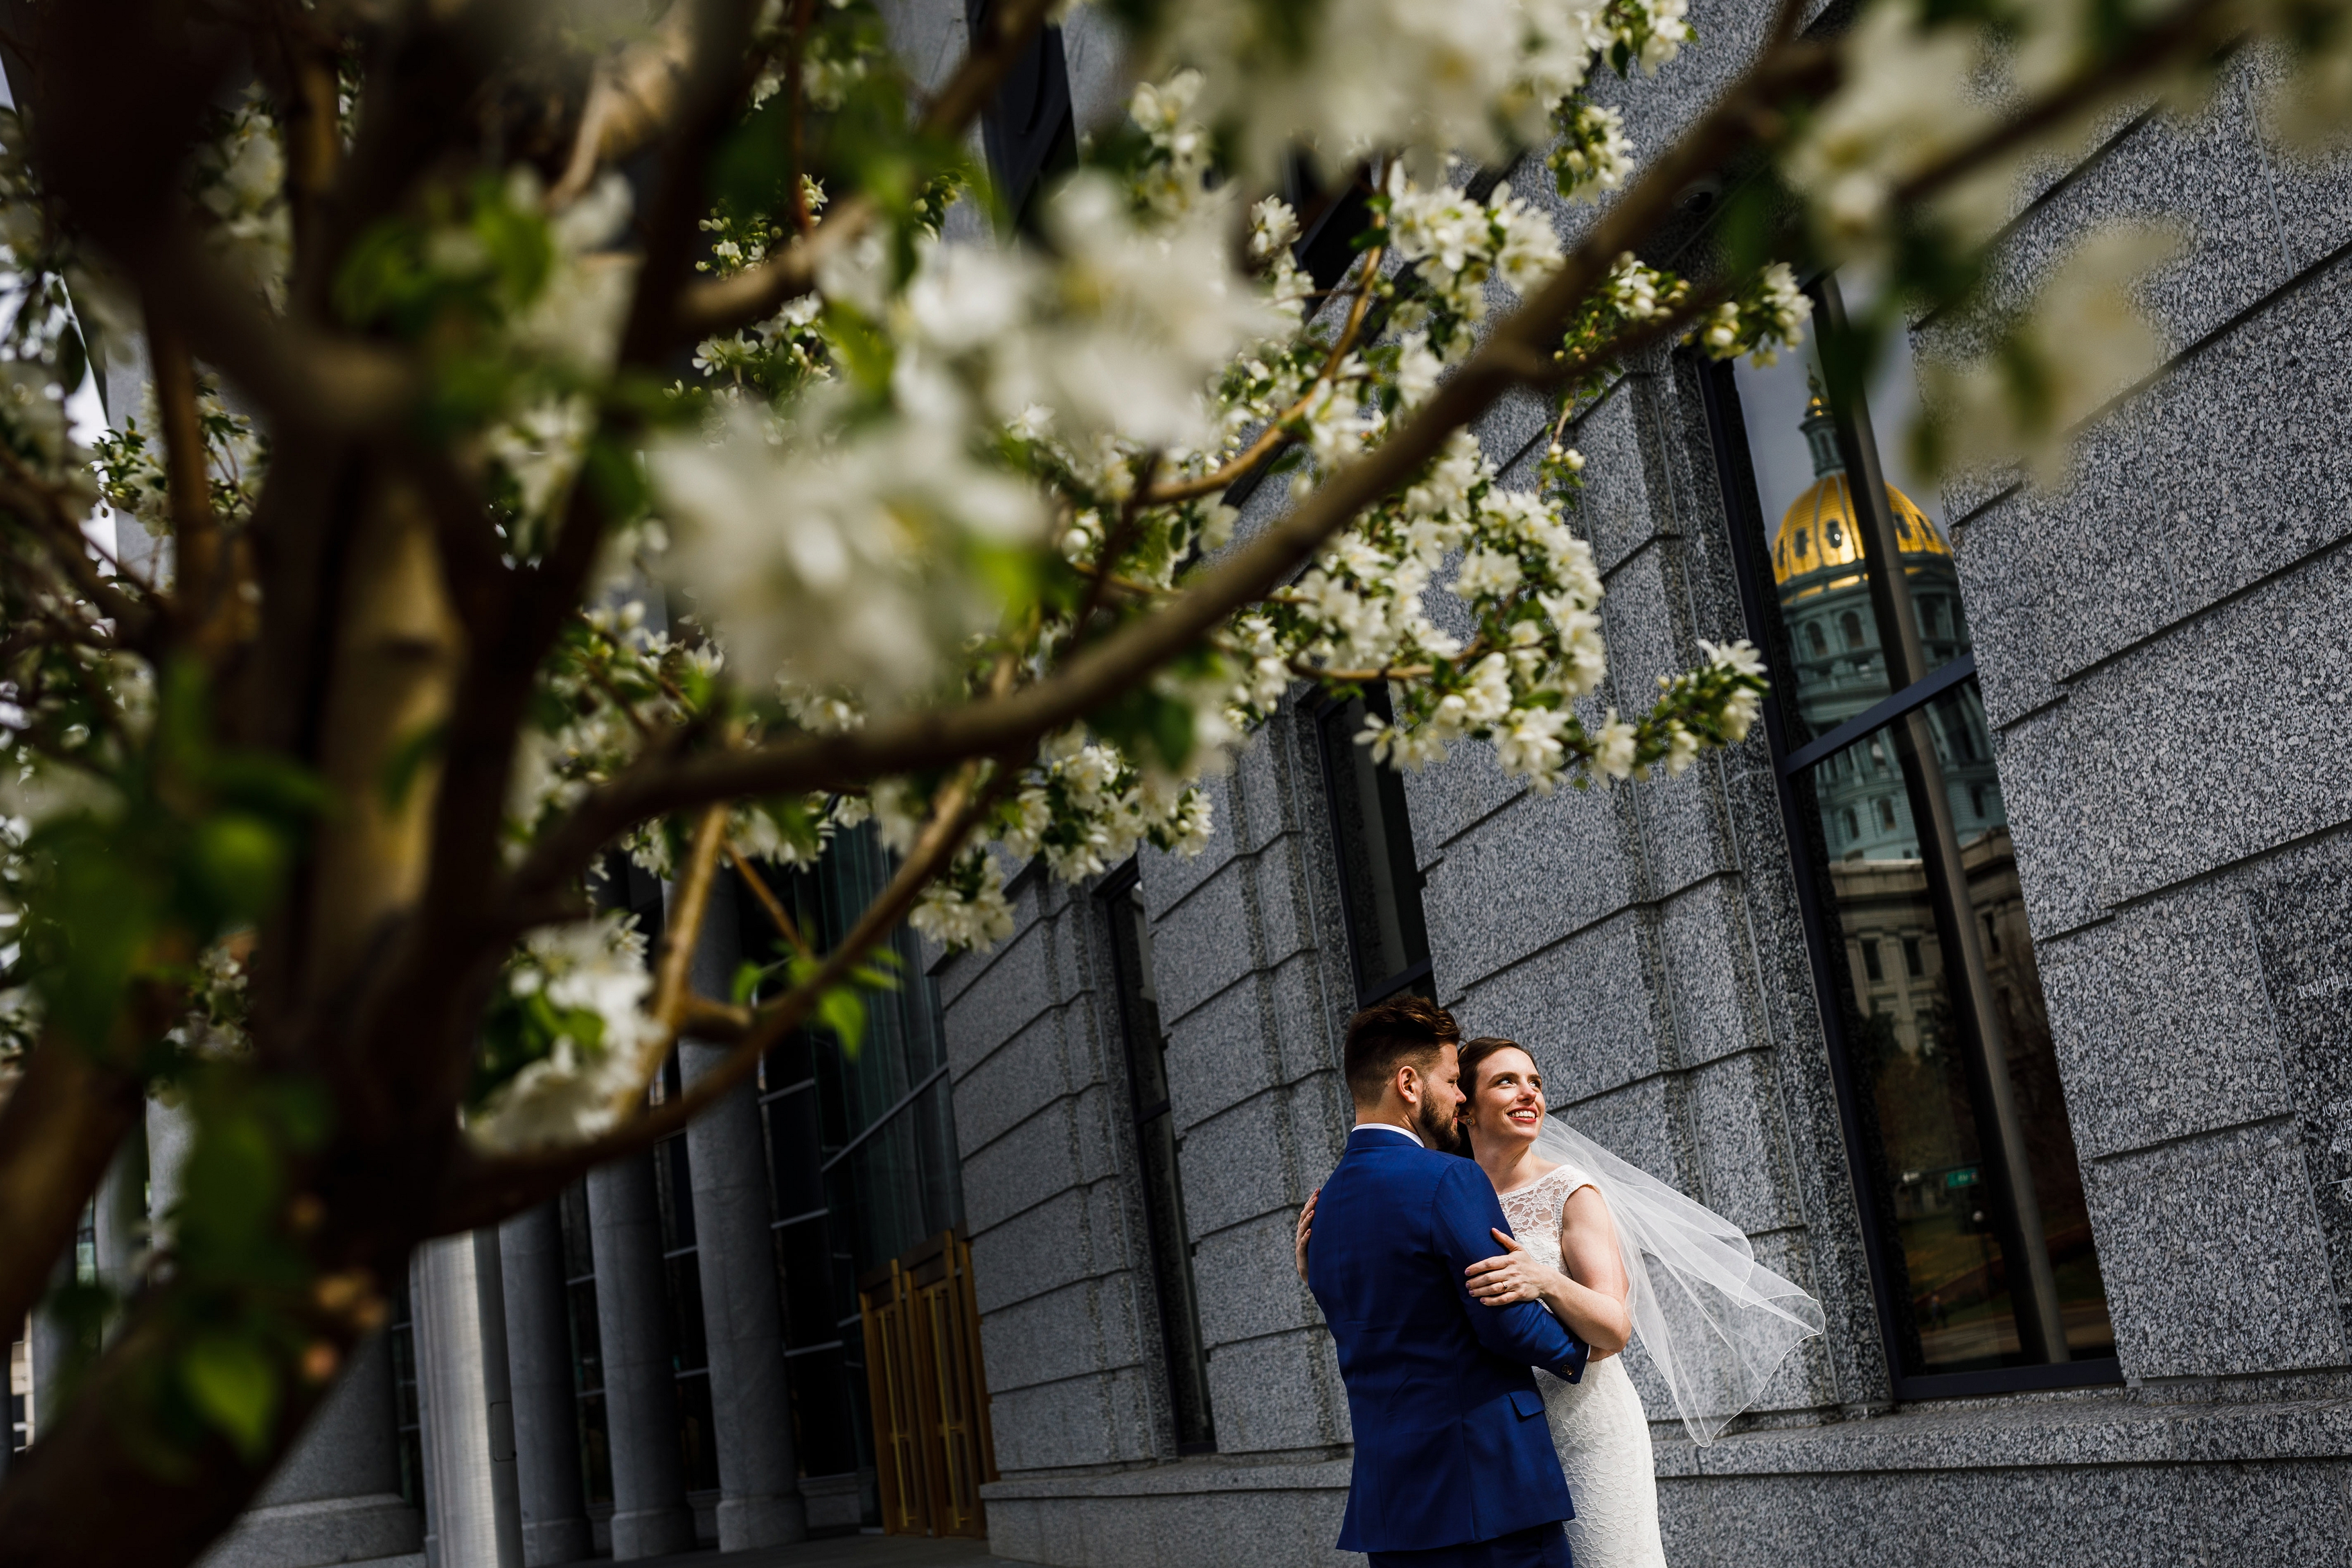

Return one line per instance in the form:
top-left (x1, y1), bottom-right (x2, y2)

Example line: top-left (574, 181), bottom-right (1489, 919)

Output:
top-left (1296, 1035), bottom-right (1824, 1568)
top-left (1457, 1035), bottom-right (1665, 1568)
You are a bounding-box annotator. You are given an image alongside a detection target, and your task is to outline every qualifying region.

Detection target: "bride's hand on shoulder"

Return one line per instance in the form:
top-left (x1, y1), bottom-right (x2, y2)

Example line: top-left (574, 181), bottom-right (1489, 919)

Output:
top-left (1465, 1228), bottom-right (1564, 1307)
top-left (1294, 1189), bottom-right (1318, 1283)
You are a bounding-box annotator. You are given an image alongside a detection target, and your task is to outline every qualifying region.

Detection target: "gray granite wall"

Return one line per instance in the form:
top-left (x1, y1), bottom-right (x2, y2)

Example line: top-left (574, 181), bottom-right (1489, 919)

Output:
top-left (946, 710), bottom-right (1367, 1567)
top-left (937, 867), bottom-right (1171, 1476)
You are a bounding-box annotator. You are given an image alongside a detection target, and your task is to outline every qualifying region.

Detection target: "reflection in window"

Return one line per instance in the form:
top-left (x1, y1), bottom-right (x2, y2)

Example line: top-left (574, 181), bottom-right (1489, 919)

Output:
top-left (1740, 372), bottom-right (1966, 747)
top-left (1802, 703), bottom-right (2106, 1373)
top-left (1102, 871), bottom-right (1217, 1452)
top-left (1722, 297), bottom-right (2113, 1385)
top-left (1315, 693), bottom-right (1433, 1005)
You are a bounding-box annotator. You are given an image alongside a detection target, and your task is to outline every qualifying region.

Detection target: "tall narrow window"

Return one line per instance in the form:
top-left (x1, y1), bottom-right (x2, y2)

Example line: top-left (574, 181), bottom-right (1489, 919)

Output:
top-left (386, 1284), bottom-right (427, 1510)
top-left (1099, 865), bottom-right (1216, 1452)
top-left (1705, 277), bottom-right (2115, 1394)
top-left (649, 1057), bottom-right (720, 1497)
top-left (743, 824), bottom-right (972, 1527)
top-left (967, 0), bottom-right (1075, 229)
top-left (1314, 692), bottom-right (1433, 1005)
top-left (557, 1180), bottom-right (615, 1509)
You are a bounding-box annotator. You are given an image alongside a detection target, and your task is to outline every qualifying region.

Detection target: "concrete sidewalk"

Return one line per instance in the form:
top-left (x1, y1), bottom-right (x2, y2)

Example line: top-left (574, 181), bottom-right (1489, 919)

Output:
top-left (601, 1533), bottom-right (1037, 1568)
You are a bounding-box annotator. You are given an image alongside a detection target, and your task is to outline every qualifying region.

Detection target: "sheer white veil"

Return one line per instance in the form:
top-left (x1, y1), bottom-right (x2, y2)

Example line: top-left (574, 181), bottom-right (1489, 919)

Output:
top-left (1534, 1117), bottom-right (1824, 1444)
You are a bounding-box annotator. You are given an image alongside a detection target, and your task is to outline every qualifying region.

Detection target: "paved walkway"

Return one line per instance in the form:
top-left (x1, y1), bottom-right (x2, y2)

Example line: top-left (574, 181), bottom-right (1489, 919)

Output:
top-left (615, 1534), bottom-right (1037, 1568)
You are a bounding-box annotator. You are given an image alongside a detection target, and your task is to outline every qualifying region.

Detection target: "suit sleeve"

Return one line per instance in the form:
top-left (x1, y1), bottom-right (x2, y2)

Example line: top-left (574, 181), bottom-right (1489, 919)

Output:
top-left (1433, 1162), bottom-right (1590, 1383)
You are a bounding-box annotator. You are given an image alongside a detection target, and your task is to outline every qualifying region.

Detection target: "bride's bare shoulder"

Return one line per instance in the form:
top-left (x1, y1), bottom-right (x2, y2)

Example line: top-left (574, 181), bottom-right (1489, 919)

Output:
top-left (1495, 1157), bottom-right (1568, 1199)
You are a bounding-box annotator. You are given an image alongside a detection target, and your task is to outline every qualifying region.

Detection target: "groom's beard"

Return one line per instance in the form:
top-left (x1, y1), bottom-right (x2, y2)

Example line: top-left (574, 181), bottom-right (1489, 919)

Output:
top-left (1414, 1096), bottom-right (1466, 1154)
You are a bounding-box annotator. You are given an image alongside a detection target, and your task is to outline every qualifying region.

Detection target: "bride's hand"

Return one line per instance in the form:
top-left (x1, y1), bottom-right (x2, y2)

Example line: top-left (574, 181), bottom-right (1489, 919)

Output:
top-left (1294, 1189), bottom-right (1318, 1283)
top-left (1466, 1228), bottom-right (1563, 1307)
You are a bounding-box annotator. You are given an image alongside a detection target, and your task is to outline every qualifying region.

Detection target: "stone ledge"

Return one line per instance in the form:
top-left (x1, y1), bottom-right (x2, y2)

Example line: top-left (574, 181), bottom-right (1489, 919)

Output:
top-left (985, 1385), bottom-right (2352, 1504)
top-left (983, 1454), bottom-right (1352, 1501)
top-left (1654, 1385), bottom-right (2352, 1479)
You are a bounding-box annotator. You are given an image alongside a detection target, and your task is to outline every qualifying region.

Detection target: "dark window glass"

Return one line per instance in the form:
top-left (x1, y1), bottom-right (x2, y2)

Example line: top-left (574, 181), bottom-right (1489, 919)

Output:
top-left (386, 1284), bottom-right (426, 1511)
top-left (675, 1369), bottom-right (720, 1493)
top-left (967, 0), bottom-right (1076, 230)
top-left (645, 1031), bottom-right (714, 1503)
top-left (743, 823), bottom-right (969, 1521)
top-left (557, 1180), bottom-right (614, 1506)
top-left (1102, 870), bottom-right (1216, 1452)
top-left (1712, 277), bottom-right (2114, 1390)
top-left (1316, 693), bottom-right (1433, 1005)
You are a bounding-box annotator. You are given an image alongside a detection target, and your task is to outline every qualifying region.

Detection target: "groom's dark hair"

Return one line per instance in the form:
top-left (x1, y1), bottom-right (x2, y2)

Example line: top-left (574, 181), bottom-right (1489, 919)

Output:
top-left (1343, 995), bottom-right (1461, 1105)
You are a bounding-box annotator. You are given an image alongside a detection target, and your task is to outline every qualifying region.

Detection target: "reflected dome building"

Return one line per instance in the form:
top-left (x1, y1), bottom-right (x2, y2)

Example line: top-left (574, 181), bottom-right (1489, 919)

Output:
top-left (1773, 383), bottom-right (2001, 862)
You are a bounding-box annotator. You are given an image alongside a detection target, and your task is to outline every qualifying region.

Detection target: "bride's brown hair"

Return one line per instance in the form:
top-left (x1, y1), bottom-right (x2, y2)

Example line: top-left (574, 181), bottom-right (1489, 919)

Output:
top-left (1458, 1036), bottom-right (1540, 1097)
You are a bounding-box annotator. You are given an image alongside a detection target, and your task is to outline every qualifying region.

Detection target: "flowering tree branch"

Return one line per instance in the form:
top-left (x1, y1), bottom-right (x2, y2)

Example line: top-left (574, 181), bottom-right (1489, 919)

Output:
top-left (673, 0), bottom-right (1064, 338)
top-left (436, 750), bottom-right (1020, 1233)
top-left (1147, 232), bottom-right (1392, 507)
top-left (501, 41), bottom-right (1832, 918)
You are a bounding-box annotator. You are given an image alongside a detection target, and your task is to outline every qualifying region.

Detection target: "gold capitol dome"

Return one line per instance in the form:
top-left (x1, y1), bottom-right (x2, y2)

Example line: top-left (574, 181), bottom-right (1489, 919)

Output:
top-left (1772, 381), bottom-right (1950, 603)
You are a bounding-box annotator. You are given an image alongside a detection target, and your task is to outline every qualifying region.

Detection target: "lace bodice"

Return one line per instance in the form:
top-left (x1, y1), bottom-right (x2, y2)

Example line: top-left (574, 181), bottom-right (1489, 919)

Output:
top-left (1496, 1162), bottom-right (1593, 1266)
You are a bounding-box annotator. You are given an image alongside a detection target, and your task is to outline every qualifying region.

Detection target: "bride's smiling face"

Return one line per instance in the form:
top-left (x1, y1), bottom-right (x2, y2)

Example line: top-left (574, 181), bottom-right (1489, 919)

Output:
top-left (1466, 1045), bottom-right (1544, 1153)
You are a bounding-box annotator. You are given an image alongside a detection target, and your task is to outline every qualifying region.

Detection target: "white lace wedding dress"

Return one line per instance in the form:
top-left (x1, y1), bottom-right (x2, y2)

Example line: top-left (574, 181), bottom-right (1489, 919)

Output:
top-left (1497, 1164), bottom-right (1669, 1568)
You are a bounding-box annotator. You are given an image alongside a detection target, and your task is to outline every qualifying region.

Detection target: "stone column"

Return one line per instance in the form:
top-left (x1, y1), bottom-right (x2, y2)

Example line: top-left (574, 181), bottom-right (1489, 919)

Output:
top-left (585, 1151), bottom-right (695, 1559)
top-left (25, 1255), bottom-right (71, 1447)
top-left (676, 874), bottom-right (806, 1549)
top-left (412, 1233), bottom-right (524, 1568)
top-left (146, 1098), bottom-right (424, 1568)
top-left (499, 1204), bottom-right (592, 1567)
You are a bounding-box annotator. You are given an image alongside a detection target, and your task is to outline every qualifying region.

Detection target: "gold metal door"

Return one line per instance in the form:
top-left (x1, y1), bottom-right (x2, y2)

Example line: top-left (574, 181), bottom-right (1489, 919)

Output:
top-left (858, 1230), bottom-right (999, 1537)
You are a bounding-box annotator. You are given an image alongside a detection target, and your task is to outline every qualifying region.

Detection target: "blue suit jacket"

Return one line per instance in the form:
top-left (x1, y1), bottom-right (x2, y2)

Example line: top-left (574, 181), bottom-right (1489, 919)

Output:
top-left (1307, 1127), bottom-right (1590, 1554)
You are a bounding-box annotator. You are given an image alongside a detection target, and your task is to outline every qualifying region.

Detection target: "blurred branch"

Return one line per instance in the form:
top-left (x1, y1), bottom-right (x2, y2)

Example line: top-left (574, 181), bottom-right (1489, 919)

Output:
top-left (504, 46), bottom-right (1830, 910)
top-left (435, 754), bottom-right (1011, 1233)
top-left (626, 803), bottom-right (729, 1102)
top-left (0, 1005), bottom-right (172, 1345)
top-left (1147, 238), bottom-right (1388, 507)
top-left (147, 307), bottom-right (230, 656)
top-left (673, 0), bottom-right (1064, 339)
top-left (729, 846), bottom-right (811, 957)
top-left (551, 3), bottom-right (700, 207)
top-left (1889, 0), bottom-right (2241, 210)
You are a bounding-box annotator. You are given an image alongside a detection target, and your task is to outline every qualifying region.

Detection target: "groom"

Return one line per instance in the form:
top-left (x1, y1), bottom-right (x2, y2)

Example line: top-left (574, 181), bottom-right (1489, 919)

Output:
top-left (1305, 996), bottom-right (1589, 1568)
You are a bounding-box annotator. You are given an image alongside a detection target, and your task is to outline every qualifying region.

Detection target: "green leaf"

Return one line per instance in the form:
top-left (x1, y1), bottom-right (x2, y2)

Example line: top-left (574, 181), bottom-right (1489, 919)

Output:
top-left (189, 814), bottom-right (290, 920)
top-left (1148, 696), bottom-right (1195, 773)
top-left (28, 816), bottom-right (161, 1050)
top-left (732, 959), bottom-right (772, 1007)
top-left (817, 986), bottom-right (866, 1057)
top-left (181, 1334), bottom-right (278, 1461)
top-left (177, 1106), bottom-right (282, 1272)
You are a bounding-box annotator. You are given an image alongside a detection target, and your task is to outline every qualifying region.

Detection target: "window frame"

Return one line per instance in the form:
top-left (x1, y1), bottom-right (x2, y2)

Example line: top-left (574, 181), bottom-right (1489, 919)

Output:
top-left (1310, 687), bottom-right (1436, 1008)
top-left (1096, 859), bottom-right (1219, 1455)
top-left (1695, 290), bottom-right (2122, 1401)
